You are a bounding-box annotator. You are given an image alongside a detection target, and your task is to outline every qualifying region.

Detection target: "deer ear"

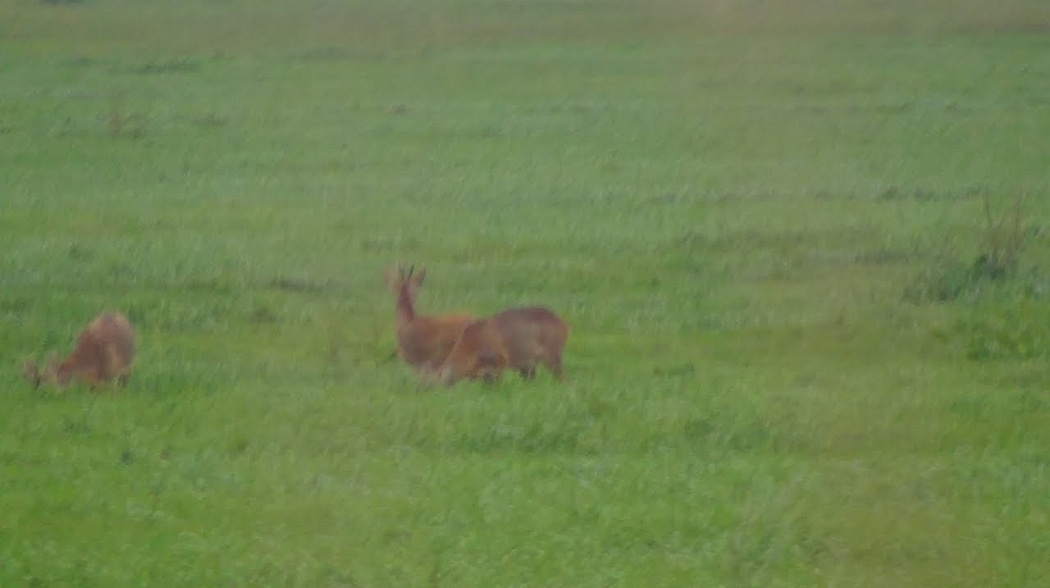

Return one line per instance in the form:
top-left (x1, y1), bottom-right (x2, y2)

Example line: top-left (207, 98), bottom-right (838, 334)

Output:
top-left (413, 267), bottom-right (427, 286)
top-left (22, 358), bottom-right (40, 388)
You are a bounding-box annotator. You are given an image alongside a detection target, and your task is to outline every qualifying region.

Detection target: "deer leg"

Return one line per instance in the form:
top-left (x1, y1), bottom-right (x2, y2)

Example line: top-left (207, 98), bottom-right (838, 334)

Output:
top-left (415, 366), bottom-right (437, 388)
top-left (518, 364), bottom-right (537, 380)
top-left (544, 354), bottom-right (564, 381)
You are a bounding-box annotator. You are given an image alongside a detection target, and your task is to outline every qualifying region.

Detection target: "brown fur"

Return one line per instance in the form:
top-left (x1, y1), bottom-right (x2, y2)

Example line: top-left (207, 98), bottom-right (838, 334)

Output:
top-left (385, 264), bottom-right (475, 378)
top-left (437, 306), bottom-right (570, 385)
top-left (23, 311), bottom-right (136, 390)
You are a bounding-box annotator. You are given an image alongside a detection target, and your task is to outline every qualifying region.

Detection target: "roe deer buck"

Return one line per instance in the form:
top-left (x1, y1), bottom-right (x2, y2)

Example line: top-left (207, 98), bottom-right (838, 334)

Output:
top-left (385, 264), bottom-right (475, 379)
top-left (434, 306), bottom-right (570, 386)
top-left (23, 311), bottom-right (136, 390)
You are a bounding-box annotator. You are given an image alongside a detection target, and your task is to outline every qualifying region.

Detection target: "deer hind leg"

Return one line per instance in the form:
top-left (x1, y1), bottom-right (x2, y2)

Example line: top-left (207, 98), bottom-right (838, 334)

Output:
top-left (543, 353), bottom-right (564, 381)
top-left (517, 362), bottom-right (537, 380)
top-left (517, 341), bottom-right (547, 380)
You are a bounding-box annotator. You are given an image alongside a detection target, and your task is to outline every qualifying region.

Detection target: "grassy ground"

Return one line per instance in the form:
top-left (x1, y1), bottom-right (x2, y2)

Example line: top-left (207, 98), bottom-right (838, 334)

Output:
top-left (2, 0), bottom-right (1050, 586)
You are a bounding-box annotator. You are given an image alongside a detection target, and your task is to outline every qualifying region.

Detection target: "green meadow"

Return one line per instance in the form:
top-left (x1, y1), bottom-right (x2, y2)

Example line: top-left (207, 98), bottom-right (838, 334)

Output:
top-left (2, 0), bottom-right (1050, 585)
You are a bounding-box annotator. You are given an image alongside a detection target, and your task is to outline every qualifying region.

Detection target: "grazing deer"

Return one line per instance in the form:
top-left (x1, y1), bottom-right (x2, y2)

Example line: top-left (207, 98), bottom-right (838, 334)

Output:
top-left (385, 264), bottom-right (475, 379)
top-left (23, 311), bottom-right (136, 390)
top-left (435, 306), bottom-right (570, 386)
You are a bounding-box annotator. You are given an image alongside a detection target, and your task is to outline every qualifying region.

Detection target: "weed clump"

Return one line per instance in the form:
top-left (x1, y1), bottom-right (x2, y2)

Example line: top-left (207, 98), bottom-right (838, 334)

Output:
top-left (973, 192), bottom-right (1030, 281)
top-left (960, 303), bottom-right (1050, 361)
top-left (906, 193), bottom-right (1041, 303)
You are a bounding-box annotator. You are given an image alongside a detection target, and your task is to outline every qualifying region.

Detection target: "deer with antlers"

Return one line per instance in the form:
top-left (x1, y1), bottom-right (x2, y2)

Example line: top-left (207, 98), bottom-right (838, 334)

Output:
top-left (385, 264), bottom-right (476, 380)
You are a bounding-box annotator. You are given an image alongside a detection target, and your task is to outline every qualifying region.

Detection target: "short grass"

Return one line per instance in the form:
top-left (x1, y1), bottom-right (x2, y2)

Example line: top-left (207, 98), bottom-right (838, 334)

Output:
top-left (2, 0), bottom-right (1050, 586)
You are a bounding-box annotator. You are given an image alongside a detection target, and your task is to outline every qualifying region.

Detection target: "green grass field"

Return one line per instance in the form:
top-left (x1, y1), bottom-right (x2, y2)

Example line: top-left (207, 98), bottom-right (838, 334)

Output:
top-left (3, 0), bottom-right (1050, 585)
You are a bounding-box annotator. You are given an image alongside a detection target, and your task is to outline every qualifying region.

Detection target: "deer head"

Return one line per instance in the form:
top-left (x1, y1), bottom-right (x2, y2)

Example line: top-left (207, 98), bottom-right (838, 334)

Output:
top-left (22, 353), bottom-right (60, 389)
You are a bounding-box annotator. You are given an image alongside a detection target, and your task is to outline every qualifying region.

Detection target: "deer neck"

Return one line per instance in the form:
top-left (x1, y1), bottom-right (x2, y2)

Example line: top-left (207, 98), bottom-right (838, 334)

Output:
top-left (53, 359), bottom-right (79, 385)
top-left (395, 286), bottom-right (417, 329)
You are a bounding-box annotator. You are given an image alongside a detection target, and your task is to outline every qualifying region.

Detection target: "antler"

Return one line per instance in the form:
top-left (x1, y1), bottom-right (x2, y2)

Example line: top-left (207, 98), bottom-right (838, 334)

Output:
top-left (393, 262), bottom-right (421, 284)
top-left (393, 262), bottom-right (411, 279)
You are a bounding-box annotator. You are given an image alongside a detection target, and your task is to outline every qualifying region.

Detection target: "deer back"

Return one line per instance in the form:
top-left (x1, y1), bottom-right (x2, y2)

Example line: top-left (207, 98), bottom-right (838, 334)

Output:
top-left (487, 306), bottom-right (569, 367)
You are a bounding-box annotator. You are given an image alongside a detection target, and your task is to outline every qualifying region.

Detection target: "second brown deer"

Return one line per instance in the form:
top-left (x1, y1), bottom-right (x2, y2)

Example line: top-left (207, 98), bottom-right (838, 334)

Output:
top-left (23, 311), bottom-right (136, 391)
top-left (385, 264), bottom-right (476, 380)
top-left (433, 306), bottom-right (570, 386)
